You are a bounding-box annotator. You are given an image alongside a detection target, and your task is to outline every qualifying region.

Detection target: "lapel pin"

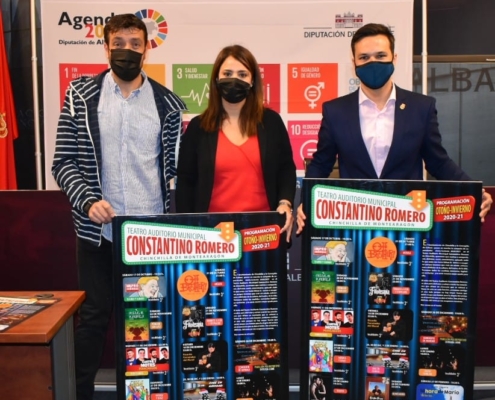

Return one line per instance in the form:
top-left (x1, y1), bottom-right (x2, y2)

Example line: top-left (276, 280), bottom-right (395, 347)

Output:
top-left (400, 103), bottom-right (406, 110)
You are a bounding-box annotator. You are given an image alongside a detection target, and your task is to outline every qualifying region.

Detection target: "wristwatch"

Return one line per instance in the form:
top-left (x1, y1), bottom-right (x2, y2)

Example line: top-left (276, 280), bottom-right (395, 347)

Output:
top-left (83, 199), bottom-right (97, 214)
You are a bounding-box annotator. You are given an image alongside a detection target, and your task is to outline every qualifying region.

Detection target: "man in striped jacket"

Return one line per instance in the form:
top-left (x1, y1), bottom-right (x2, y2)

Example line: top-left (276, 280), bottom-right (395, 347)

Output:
top-left (51, 13), bottom-right (186, 400)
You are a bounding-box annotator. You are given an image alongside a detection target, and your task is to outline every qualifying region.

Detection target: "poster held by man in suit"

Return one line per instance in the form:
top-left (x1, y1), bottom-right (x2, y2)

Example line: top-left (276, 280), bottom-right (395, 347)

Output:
top-left (300, 178), bottom-right (481, 400)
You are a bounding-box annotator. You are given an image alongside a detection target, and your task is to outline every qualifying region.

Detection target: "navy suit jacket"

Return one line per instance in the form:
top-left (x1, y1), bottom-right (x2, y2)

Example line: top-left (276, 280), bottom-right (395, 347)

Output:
top-left (306, 86), bottom-right (471, 181)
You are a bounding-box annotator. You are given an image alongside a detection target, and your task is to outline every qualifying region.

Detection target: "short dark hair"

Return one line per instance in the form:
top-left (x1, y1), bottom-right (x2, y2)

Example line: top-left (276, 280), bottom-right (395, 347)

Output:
top-left (323, 311), bottom-right (330, 315)
top-left (104, 13), bottom-right (148, 46)
top-left (346, 312), bottom-right (352, 316)
top-left (160, 347), bottom-right (168, 352)
top-left (351, 23), bottom-right (395, 56)
top-left (208, 342), bottom-right (215, 348)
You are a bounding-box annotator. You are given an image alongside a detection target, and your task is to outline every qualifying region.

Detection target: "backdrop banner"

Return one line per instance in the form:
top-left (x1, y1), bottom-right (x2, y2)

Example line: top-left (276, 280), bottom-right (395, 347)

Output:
top-left (40, 0), bottom-right (413, 188)
top-left (112, 212), bottom-right (288, 399)
top-left (300, 178), bottom-right (481, 399)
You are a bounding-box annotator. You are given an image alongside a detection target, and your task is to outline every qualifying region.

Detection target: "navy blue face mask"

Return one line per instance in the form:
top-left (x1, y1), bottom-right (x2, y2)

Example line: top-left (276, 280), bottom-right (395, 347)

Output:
top-left (355, 61), bottom-right (394, 90)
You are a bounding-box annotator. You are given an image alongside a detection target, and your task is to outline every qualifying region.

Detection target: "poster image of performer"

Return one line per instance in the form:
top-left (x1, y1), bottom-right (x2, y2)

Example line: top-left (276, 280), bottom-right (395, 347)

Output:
top-left (320, 309), bottom-right (333, 327)
top-left (309, 373), bottom-right (332, 400)
top-left (183, 378), bottom-right (227, 400)
top-left (182, 305), bottom-right (205, 338)
top-left (157, 346), bottom-right (170, 364)
top-left (311, 309), bottom-right (354, 336)
top-left (342, 310), bottom-right (354, 328)
top-left (365, 376), bottom-right (390, 400)
top-left (124, 308), bottom-right (149, 342)
top-left (310, 309), bottom-right (323, 327)
top-left (368, 272), bottom-right (392, 305)
top-left (419, 314), bottom-right (468, 341)
top-left (125, 378), bottom-right (150, 400)
top-left (311, 239), bottom-right (353, 266)
top-left (182, 340), bottom-right (228, 373)
top-left (124, 345), bottom-right (170, 373)
top-left (234, 342), bottom-right (281, 370)
top-left (419, 345), bottom-right (465, 383)
top-left (366, 309), bottom-right (413, 342)
top-left (125, 347), bottom-right (139, 366)
top-left (311, 270), bottom-right (336, 304)
top-left (235, 372), bottom-right (279, 399)
top-left (123, 275), bottom-right (166, 301)
top-left (366, 346), bottom-right (409, 370)
top-left (309, 339), bottom-right (333, 373)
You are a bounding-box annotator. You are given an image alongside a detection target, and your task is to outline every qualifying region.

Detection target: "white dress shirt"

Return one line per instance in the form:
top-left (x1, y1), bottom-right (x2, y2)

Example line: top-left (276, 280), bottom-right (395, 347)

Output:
top-left (358, 85), bottom-right (396, 177)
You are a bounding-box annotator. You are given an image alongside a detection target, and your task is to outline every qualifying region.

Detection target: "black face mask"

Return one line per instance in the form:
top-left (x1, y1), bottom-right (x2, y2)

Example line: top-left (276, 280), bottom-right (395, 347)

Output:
top-left (110, 49), bottom-right (143, 82)
top-left (216, 78), bottom-right (252, 104)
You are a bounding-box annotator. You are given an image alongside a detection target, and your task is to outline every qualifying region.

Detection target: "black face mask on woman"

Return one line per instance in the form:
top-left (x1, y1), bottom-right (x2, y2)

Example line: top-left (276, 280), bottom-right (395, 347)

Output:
top-left (110, 49), bottom-right (143, 82)
top-left (216, 78), bottom-right (252, 104)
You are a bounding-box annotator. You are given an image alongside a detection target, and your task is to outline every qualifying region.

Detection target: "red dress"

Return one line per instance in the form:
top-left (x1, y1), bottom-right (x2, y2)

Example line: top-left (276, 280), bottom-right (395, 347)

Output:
top-left (208, 131), bottom-right (270, 212)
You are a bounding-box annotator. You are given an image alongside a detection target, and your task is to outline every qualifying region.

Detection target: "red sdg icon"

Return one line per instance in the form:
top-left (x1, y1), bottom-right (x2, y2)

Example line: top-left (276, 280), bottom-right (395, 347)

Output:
top-left (59, 63), bottom-right (107, 109)
top-left (259, 64), bottom-right (281, 113)
top-left (287, 120), bottom-right (321, 170)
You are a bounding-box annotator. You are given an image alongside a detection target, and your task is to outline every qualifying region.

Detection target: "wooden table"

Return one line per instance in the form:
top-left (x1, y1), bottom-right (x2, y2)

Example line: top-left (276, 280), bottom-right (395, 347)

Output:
top-left (0, 291), bottom-right (85, 400)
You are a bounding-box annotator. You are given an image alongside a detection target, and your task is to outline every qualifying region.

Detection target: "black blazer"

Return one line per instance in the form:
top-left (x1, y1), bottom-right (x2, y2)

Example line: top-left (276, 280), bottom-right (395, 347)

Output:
top-left (306, 86), bottom-right (471, 181)
top-left (176, 108), bottom-right (296, 213)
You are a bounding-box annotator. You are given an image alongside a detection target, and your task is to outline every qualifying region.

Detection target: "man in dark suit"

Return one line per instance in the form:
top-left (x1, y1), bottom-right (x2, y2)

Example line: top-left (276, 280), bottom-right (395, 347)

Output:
top-left (296, 23), bottom-right (492, 233)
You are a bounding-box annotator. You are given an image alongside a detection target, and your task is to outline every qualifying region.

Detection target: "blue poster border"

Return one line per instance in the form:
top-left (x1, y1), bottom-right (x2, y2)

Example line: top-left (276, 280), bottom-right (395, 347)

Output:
top-left (113, 212), bottom-right (289, 400)
top-left (300, 179), bottom-right (481, 400)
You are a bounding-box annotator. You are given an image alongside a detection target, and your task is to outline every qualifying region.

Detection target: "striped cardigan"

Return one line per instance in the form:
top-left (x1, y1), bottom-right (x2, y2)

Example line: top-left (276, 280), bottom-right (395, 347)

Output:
top-left (52, 69), bottom-right (186, 246)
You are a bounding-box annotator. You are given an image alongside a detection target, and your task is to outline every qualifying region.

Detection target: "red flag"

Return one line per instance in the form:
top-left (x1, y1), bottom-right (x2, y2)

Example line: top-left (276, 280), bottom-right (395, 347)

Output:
top-left (0, 10), bottom-right (19, 190)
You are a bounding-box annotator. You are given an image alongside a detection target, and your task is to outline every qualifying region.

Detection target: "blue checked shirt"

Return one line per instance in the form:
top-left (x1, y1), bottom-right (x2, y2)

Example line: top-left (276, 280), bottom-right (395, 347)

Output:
top-left (99, 72), bottom-right (163, 241)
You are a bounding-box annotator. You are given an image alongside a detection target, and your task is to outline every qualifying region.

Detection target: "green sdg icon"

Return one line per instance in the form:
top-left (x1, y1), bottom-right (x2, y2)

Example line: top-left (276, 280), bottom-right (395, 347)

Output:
top-left (173, 64), bottom-right (213, 114)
